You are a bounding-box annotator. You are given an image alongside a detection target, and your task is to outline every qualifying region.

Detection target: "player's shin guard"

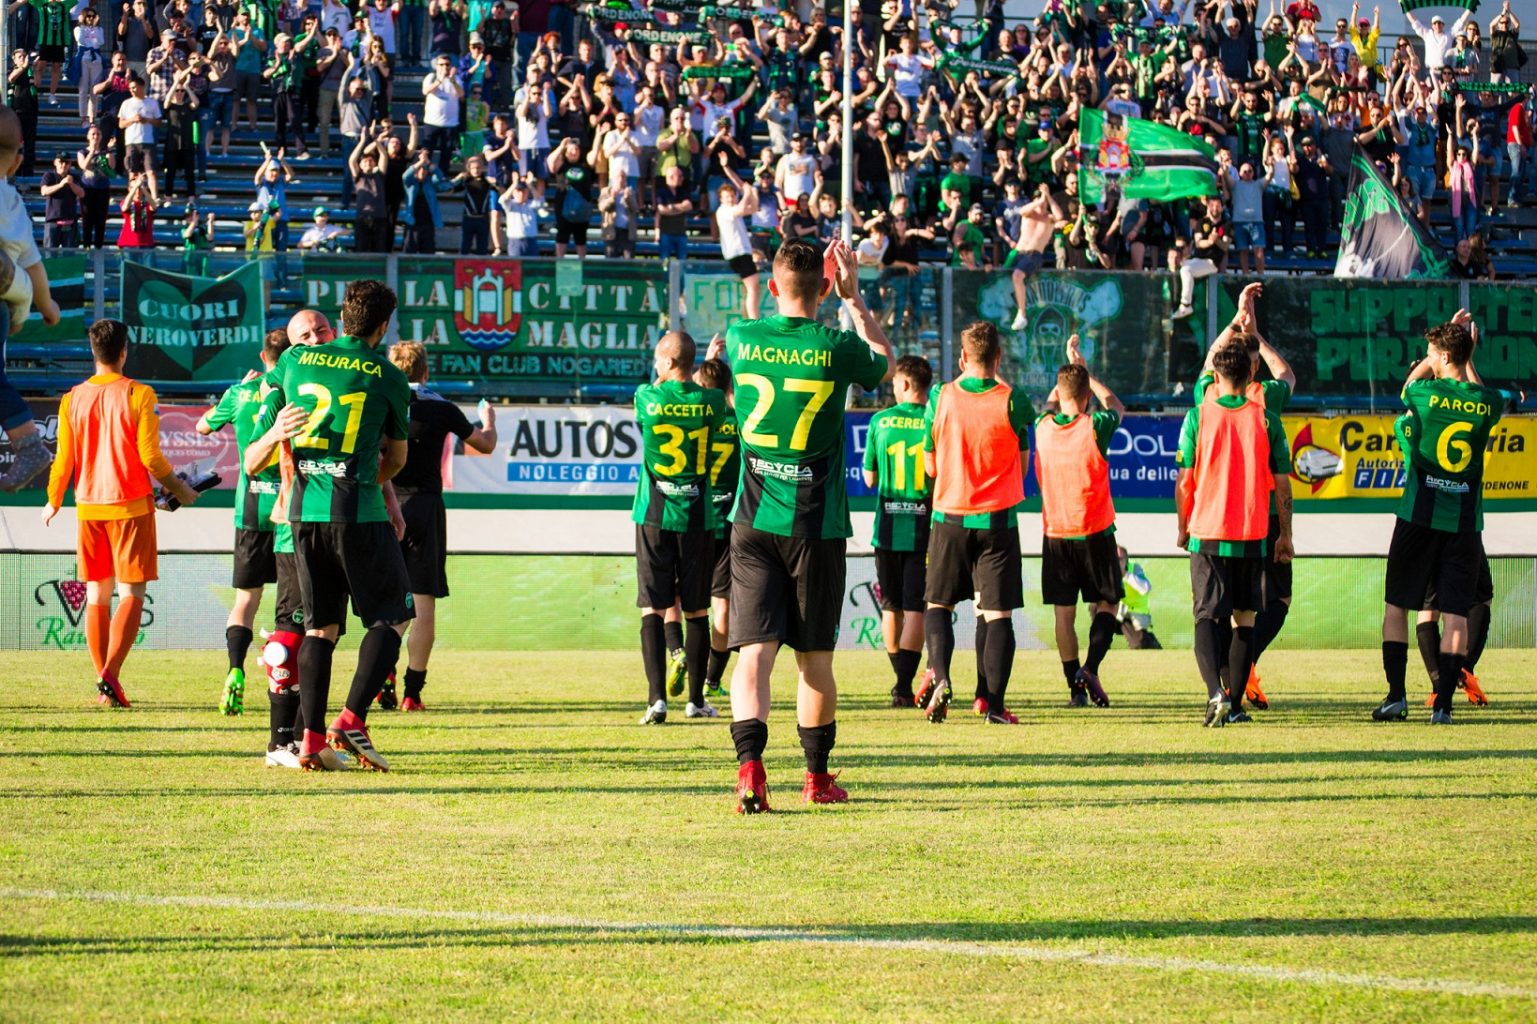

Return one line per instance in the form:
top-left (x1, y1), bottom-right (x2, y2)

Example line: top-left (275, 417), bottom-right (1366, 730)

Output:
top-left (1062, 658), bottom-right (1081, 688)
top-left (797, 721), bottom-right (836, 775)
top-left (269, 684), bottom-right (300, 749)
top-left (730, 718), bottom-right (768, 764)
top-left (973, 615), bottom-right (989, 699)
top-left (227, 625), bottom-right (253, 672)
top-left (1252, 600), bottom-right (1289, 662)
top-left (684, 615), bottom-right (710, 706)
top-left (1415, 621), bottom-right (1441, 687)
top-left (1227, 625), bottom-right (1255, 711)
top-left (297, 636), bottom-right (336, 755)
top-left (346, 626), bottom-right (402, 719)
top-left (85, 603), bottom-right (110, 678)
top-left (640, 613), bottom-right (667, 705)
top-left (1194, 619), bottom-right (1224, 700)
top-left (663, 619), bottom-right (684, 655)
top-left (982, 618), bottom-right (1016, 710)
top-left (1467, 603), bottom-right (1491, 671)
top-left (924, 608), bottom-right (954, 684)
top-left (1434, 652), bottom-right (1463, 713)
top-left (894, 649), bottom-right (920, 692)
top-left (1381, 640), bottom-right (1409, 702)
top-left (1085, 611), bottom-right (1117, 674)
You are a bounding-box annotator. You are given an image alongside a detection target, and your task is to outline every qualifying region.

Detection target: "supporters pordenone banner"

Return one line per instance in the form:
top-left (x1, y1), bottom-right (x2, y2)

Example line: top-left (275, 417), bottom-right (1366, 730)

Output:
top-left (120, 260), bottom-right (267, 383)
top-left (300, 257), bottom-right (667, 387)
top-left (1209, 278), bottom-right (1534, 398)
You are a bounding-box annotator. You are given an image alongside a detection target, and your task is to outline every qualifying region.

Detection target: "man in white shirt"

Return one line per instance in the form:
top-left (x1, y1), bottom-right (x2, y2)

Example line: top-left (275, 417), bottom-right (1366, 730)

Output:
top-left (602, 111), bottom-right (641, 187)
top-left (715, 155), bottom-right (760, 319)
top-left (513, 67), bottom-right (552, 177)
top-left (691, 79), bottom-right (757, 146)
top-left (299, 206), bottom-right (348, 249)
top-left (1406, 9), bottom-right (1470, 70)
top-left (497, 177), bottom-right (543, 256)
top-left (774, 132), bottom-right (817, 209)
top-left (421, 54), bottom-right (463, 173)
top-left (367, 0), bottom-right (398, 55)
top-left (883, 35), bottom-right (932, 101)
top-left (117, 75), bottom-right (162, 202)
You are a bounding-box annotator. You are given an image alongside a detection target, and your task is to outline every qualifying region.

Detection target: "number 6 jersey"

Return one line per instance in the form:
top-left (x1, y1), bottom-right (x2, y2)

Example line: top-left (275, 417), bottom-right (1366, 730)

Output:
top-left (1395, 376), bottom-right (1506, 534)
top-left (725, 315), bottom-right (887, 540)
top-left (630, 378), bottom-right (727, 533)
top-left (257, 335), bottom-right (412, 524)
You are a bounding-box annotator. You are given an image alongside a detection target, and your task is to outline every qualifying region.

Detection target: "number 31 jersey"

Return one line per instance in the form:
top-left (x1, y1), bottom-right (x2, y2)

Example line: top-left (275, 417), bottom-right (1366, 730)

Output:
top-left (257, 335), bottom-right (411, 524)
top-left (630, 378), bottom-right (727, 533)
top-left (1395, 377), bottom-right (1505, 534)
top-left (726, 315), bottom-right (887, 540)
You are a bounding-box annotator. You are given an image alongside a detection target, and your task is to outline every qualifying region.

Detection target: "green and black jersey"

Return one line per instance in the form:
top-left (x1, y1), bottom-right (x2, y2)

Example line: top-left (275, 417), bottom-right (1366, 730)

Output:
top-left (631, 378), bottom-right (727, 533)
top-left (1395, 377), bottom-right (1505, 534)
top-left (205, 378), bottom-right (281, 532)
top-left (863, 401), bottom-right (930, 551)
top-left (1192, 373), bottom-right (1292, 413)
top-left (256, 335), bottom-right (411, 524)
top-left (922, 377), bottom-right (1035, 530)
top-left (708, 413), bottom-right (740, 540)
top-left (34, 0), bottom-right (70, 48)
top-left (726, 315), bottom-right (887, 540)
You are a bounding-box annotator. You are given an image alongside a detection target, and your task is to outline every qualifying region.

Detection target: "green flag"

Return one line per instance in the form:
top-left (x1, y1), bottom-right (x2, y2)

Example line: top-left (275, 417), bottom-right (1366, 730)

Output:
top-left (1334, 147), bottom-right (1448, 280)
top-left (1400, 0), bottom-right (1477, 13)
top-left (121, 260), bottom-right (267, 383)
top-left (1077, 108), bottom-right (1218, 205)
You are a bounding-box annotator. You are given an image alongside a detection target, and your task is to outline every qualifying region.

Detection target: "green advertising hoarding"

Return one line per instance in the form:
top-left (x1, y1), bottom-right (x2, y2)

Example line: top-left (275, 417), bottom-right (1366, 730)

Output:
top-left (300, 256), bottom-right (668, 387)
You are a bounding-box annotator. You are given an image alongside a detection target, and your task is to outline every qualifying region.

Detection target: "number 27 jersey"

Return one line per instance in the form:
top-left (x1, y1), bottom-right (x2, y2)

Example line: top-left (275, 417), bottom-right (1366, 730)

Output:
top-left (726, 315), bottom-right (887, 540)
top-left (257, 335), bottom-right (411, 524)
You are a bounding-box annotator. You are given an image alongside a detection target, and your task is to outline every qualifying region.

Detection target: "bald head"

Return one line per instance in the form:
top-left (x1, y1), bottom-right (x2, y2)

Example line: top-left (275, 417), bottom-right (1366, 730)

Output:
top-left (653, 331), bottom-right (696, 379)
top-left (287, 309), bottom-right (335, 347)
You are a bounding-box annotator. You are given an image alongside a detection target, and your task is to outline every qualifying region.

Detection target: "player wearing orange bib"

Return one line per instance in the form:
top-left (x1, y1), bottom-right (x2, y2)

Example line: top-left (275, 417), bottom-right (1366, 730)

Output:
top-left (1175, 341), bottom-right (1293, 727)
top-left (41, 319), bottom-right (202, 707)
top-left (921, 321), bottom-right (1034, 725)
top-left (1035, 334), bottom-right (1125, 709)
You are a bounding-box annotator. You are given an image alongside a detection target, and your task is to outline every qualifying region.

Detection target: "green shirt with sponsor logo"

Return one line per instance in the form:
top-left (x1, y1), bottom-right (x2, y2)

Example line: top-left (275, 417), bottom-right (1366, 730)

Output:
top-left (1175, 394), bottom-right (1290, 557)
top-left (257, 335), bottom-right (410, 525)
top-left (630, 378), bottom-right (727, 533)
top-left (923, 376), bottom-right (1034, 530)
top-left (205, 377), bottom-right (282, 532)
top-left (863, 401), bottom-right (931, 552)
top-left (726, 315), bottom-right (888, 540)
top-left (1395, 376), bottom-right (1505, 534)
top-left (708, 412), bottom-right (740, 540)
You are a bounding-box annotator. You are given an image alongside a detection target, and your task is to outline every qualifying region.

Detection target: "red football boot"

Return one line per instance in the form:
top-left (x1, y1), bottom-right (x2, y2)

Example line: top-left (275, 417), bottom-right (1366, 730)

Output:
top-left (802, 771), bottom-right (848, 805)
top-left (735, 759), bottom-right (771, 814)
top-left (1461, 669), bottom-right (1489, 706)
top-left (401, 696), bottom-right (426, 712)
top-left (97, 672), bottom-right (131, 708)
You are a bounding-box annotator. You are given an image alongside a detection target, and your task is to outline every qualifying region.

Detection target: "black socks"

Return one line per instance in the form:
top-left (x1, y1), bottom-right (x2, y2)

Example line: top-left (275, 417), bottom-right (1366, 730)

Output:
top-left (974, 614), bottom-right (990, 699)
top-left (1227, 625), bottom-right (1255, 711)
top-left (663, 619), bottom-right (684, 654)
top-left (685, 615), bottom-right (710, 706)
top-left (640, 614), bottom-right (666, 705)
top-left (268, 686), bottom-right (300, 748)
top-left (1253, 600), bottom-right (1290, 662)
top-left (1062, 657), bottom-right (1081, 689)
top-left (226, 625), bottom-right (253, 672)
top-left (706, 647), bottom-right (730, 686)
top-left (982, 618), bottom-right (1015, 710)
top-left (403, 666), bottom-right (427, 700)
top-left (297, 636), bottom-right (336, 738)
top-left (1085, 611), bottom-right (1117, 674)
top-left (1467, 603), bottom-right (1491, 671)
top-left (1434, 652), bottom-right (1463, 712)
top-left (1415, 621), bottom-right (1441, 687)
top-left (1194, 619), bottom-right (1223, 700)
top-left (1382, 640), bottom-right (1409, 702)
top-left (924, 608), bottom-right (953, 684)
top-left (730, 718), bottom-right (767, 764)
top-left (798, 721), bottom-right (836, 775)
top-left (893, 649), bottom-right (920, 693)
top-left (347, 626), bottom-right (402, 718)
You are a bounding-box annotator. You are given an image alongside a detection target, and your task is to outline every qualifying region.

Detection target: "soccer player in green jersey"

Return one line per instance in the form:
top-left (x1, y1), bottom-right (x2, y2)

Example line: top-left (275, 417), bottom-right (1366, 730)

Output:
top-left (694, 351), bottom-right (739, 700)
top-left (725, 237), bottom-right (893, 812)
top-left (245, 281), bottom-right (413, 771)
top-left (196, 328), bottom-right (290, 718)
top-left (862, 354), bottom-right (933, 708)
top-left (1375, 309), bottom-right (1508, 725)
top-left (1191, 283), bottom-right (1295, 710)
top-left (632, 330), bottom-right (727, 724)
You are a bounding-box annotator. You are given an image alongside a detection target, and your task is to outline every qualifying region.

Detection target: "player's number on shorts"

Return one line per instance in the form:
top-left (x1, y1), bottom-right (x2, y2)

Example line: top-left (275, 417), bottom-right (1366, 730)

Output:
top-left (294, 383), bottom-right (368, 455)
top-left (1434, 421), bottom-right (1474, 474)
top-left (652, 424), bottom-right (709, 476)
top-left (884, 439), bottom-right (925, 492)
top-left (737, 373), bottom-right (836, 451)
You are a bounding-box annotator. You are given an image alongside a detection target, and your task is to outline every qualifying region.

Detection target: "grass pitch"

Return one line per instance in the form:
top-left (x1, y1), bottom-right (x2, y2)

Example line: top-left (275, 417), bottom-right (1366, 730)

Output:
top-left (2, 648), bottom-right (1535, 1023)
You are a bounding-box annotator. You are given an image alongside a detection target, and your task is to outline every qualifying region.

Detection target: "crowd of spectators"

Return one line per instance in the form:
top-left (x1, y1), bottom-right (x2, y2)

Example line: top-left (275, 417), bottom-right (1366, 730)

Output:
top-left (13, 0), bottom-right (1532, 299)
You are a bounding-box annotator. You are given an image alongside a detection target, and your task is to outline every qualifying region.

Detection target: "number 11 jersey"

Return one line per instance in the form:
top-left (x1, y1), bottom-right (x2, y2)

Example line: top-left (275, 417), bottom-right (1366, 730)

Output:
top-left (726, 315), bottom-right (886, 541)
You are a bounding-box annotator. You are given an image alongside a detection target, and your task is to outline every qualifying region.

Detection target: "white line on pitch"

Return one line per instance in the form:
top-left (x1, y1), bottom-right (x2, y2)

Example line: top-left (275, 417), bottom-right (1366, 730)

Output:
top-left (2, 886), bottom-right (1533, 1001)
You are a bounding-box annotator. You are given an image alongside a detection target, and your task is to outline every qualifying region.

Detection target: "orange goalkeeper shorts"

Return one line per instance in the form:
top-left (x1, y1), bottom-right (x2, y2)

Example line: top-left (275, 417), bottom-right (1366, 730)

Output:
top-left (77, 512), bottom-right (159, 584)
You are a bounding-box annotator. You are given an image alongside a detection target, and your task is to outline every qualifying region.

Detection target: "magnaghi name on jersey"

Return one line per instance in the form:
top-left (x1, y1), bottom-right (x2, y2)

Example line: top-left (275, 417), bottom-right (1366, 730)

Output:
top-left (734, 344), bottom-right (832, 367)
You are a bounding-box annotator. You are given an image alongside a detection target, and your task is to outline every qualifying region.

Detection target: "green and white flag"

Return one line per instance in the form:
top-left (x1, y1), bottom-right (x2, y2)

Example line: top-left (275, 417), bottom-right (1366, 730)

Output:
top-left (1077, 108), bottom-right (1218, 204)
top-left (121, 260), bottom-right (268, 383)
top-left (1334, 147), bottom-right (1448, 280)
top-left (1400, 0), bottom-right (1477, 14)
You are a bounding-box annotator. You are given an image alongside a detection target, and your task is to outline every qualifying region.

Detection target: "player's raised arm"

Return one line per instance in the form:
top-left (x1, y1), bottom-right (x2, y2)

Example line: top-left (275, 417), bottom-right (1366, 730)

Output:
top-left (1201, 280), bottom-right (1264, 375)
top-left (828, 238), bottom-right (895, 383)
top-left (466, 399), bottom-right (498, 454)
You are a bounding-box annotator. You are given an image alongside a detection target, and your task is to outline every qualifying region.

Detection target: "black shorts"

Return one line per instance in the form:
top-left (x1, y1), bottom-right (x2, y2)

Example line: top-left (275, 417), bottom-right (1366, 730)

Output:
top-left (875, 547), bottom-right (927, 613)
top-left (555, 216), bottom-right (588, 246)
top-left (727, 524), bottom-right (846, 652)
top-left (38, 44), bottom-right (66, 63)
top-left (399, 490), bottom-right (449, 598)
top-left (925, 519), bottom-right (1023, 611)
top-left (125, 143), bottom-right (155, 173)
top-left (292, 520), bottom-right (414, 634)
top-left (635, 524), bottom-right (714, 612)
top-left (1385, 519), bottom-right (1483, 617)
top-left (711, 526), bottom-right (732, 599)
top-left (1041, 528), bottom-right (1125, 607)
top-left (273, 550), bottom-right (305, 631)
top-left (1189, 551), bottom-right (1265, 621)
top-left (1261, 512), bottom-right (1293, 604)
top-left (727, 253), bottom-right (757, 278)
top-left (232, 527), bottom-right (277, 589)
